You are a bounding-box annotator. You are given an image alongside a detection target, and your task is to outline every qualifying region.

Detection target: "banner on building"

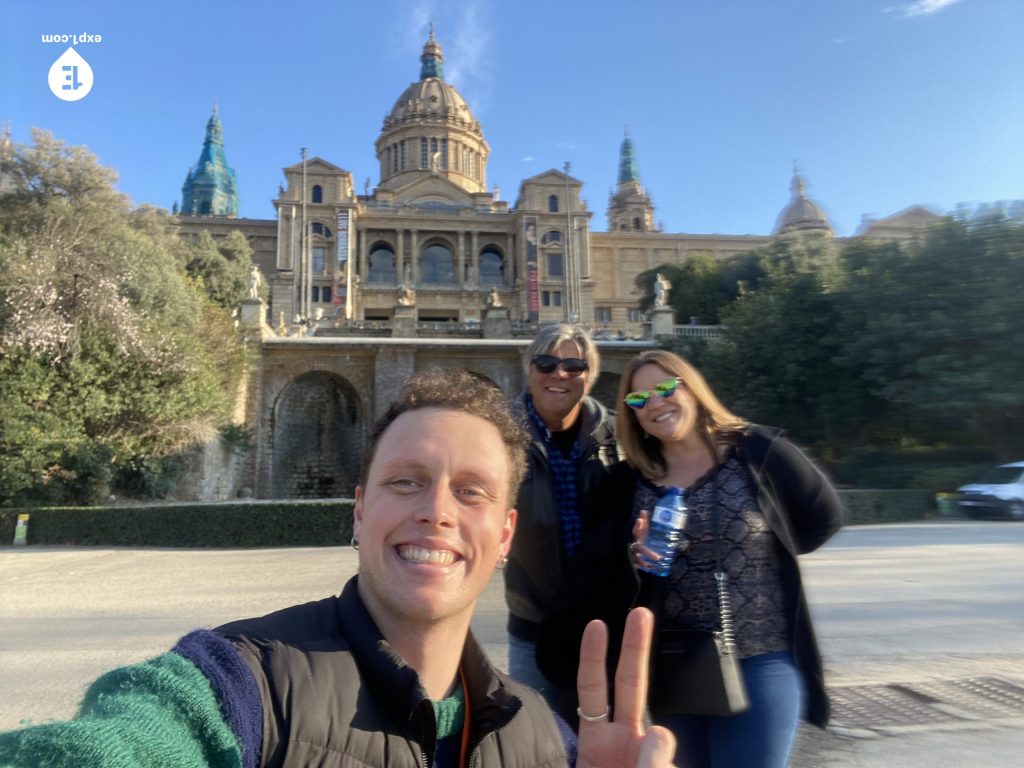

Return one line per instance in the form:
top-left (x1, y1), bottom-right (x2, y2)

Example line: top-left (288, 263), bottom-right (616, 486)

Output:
top-left (525, 217), bottom-right (539, 322)
top-left (336, 210), bottom-right (353, 319)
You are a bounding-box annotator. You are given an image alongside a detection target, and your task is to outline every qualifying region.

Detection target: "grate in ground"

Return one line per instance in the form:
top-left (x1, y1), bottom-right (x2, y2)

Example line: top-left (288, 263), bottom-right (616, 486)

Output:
top-left (828, 677), bottom-right (1024, 733)
top-left (900, 677), bottom-right (1024, 720)
top-left (829, 683), bottom-right (961, 729)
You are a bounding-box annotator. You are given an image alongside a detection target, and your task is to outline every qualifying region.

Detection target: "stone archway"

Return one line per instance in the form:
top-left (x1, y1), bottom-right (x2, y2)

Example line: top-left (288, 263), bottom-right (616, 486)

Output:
top-left (271, 372), bottom-right (362, 498)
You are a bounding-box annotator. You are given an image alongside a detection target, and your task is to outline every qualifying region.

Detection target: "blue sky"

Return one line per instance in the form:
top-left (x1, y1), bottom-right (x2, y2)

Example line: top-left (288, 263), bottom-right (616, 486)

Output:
top-left (3, 0), bottom-right (1021, 236)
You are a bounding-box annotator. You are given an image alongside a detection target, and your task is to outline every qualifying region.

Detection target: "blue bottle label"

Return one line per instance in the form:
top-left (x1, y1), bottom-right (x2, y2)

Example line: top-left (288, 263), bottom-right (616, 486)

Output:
top-left (653, 506), bottom-right (685, 528)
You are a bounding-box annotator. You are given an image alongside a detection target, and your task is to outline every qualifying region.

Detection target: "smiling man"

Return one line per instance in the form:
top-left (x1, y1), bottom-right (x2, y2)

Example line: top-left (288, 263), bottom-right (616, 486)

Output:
top-left (0, 368), bottom-right (674, 768)
top-left (505, 324), bottom-right (621, 719)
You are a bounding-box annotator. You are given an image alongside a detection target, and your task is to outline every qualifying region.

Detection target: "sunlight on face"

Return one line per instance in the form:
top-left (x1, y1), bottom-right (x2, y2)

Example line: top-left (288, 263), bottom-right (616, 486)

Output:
top-left (353, 408), bottom-right (516, 632)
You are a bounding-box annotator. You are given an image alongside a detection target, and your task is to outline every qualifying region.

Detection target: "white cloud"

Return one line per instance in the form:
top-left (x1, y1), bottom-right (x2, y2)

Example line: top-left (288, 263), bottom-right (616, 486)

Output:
top-left (520, 155), bottom-right (535, 162)
top-left (445, 1), bottom-right (492, 116)
top-left (884, 0), bottom-right (963, 18)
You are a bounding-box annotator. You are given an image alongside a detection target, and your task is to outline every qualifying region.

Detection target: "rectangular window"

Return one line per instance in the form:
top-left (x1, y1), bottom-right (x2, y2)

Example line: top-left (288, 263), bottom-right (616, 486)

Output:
top-left (312, 247), bottom-right (326, 275)
top-left (548, 253), bottom-right (564, 277)
top-left (441, 138), bottom-right (448, 170)
top-left (542, 291), bottom-right (550, 307)
top-left (311, 286), bottom-right (320, 303)
top-left (553, 291), bottom-right (562, 307)
top-left (595, 307), bottom-right (612, 323)
top-left (421, 138), bottom-right (428, 169)
top-left (322, 286), bottom-right (332, 304)
top-left (400, 141), bottom-right (406, 170)
top-left (628, 308), bottom-right (644, 322)
top-left (392, 143), bottom-right (399, 173)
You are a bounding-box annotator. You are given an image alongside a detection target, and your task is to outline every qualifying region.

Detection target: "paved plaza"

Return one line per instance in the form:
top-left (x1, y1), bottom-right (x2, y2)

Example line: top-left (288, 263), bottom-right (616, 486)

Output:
top-left (1, 521), bottom-right (1022, 766)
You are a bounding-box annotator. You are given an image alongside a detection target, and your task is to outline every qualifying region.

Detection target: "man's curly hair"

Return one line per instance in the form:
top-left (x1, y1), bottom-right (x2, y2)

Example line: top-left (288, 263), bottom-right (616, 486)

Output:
top-left (360, 368), bottom-right (529, 496)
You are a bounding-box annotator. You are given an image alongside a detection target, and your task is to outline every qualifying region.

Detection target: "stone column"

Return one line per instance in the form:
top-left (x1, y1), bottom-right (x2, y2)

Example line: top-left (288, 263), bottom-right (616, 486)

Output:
top-left (395, 229), bottom-right (404, 286)
top-left (373, 347), bottom-right (416, 420)
top-left (457, 230), bottom-right (466, 286)
top-left (410, 229), bottom-right (419, 284)
top-left (470, 231), bottom-right (480, 286)
top-left (358, 228), bottom-right (368, 282)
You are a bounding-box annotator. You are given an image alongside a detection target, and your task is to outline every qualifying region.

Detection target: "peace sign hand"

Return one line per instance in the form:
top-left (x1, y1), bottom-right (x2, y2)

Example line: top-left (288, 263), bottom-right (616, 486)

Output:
top-left (575, 607), bottom-right (677, 768)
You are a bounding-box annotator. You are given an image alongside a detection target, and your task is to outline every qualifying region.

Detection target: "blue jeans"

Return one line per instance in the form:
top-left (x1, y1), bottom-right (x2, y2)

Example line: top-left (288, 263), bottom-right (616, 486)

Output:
top-left (507, 633), bottom-right (564, 712)
top-left (653, 651), bottom-right (805, 768)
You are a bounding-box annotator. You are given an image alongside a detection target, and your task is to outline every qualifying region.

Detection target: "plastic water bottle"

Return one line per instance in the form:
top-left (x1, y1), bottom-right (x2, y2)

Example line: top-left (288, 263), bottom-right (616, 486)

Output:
top-left (638, 487), bottom-right (687, 577)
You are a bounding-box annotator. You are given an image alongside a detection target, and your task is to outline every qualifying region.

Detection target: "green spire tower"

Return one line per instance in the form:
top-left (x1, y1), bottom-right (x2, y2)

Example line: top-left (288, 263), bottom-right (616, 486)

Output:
top-left (181, 104), bottom-right (239, 217)
top-left (607, 127), bottom-right (655, 232)
top-left (617, 128), bottom-right (640, 186)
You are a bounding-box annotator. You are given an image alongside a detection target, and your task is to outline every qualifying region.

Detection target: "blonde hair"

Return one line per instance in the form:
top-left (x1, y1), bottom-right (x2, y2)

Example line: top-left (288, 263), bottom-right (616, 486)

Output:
top-left (615, 350), bottom-right (749, 480)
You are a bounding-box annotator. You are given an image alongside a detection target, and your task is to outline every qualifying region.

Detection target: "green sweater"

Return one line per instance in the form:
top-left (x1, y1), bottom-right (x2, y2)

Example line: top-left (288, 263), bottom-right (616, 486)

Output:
top-left (0, 651), bottom-right (242, 768)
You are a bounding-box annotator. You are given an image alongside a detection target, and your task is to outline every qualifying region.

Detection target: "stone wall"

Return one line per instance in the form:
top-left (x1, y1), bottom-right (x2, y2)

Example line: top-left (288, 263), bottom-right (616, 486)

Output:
top-left (247, 336), bottom-right (653, 499)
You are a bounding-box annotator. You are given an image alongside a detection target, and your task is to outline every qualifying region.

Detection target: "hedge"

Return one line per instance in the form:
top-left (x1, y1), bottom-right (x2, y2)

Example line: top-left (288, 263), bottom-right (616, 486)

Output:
top-left (0, 490), bottom-right (940, 548)
top-left (836, 489), bottom-right (936, 525)
top-left (0, 501), bottom-right (355, 548)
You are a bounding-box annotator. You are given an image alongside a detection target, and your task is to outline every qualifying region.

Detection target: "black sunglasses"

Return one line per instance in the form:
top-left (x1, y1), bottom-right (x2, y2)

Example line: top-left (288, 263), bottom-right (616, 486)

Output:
top-left (531, 354), bottom-right (589, 376)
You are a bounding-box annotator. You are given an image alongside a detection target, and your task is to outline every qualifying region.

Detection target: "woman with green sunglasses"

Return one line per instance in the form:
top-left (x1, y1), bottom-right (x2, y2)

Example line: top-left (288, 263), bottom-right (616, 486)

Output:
top-left (538, 349), bottom-right (843, 768)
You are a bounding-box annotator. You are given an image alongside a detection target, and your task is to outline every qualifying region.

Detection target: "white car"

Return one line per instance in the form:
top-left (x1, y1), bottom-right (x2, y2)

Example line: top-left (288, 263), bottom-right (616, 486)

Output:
top-left (957, 462), bottom-right (1024, 520)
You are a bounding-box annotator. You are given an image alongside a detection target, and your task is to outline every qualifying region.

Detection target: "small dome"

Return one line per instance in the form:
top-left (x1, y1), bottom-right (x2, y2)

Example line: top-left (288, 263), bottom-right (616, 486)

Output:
top-left (774, 169), bottom-right (832, 235)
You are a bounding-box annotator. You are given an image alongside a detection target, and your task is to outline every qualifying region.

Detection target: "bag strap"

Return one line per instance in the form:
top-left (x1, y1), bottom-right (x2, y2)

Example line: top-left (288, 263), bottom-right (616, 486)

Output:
top-left (711, 478), bottom-right (739, 653)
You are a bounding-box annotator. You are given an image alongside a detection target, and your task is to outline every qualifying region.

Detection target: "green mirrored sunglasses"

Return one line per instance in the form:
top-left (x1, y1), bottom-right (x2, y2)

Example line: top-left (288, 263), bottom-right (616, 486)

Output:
top-left (624, 377), bottom-right (681, 409)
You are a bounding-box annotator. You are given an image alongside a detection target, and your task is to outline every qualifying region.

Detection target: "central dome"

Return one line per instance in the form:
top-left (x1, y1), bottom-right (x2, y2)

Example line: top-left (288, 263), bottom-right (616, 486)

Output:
top-left (375, 29), bottom-right (490, 195)
top-left (774, 169), bottom-right (832, 236)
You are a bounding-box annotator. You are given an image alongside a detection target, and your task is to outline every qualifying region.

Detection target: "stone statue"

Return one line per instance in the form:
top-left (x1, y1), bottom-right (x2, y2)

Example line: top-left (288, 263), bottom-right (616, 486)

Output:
top-left (653, 272), bottom-right (671, 307)
top-left (486, 287), bottom-right (503, 308)
top-left (397, 283), bottom-right (416, 306)
top-left (248, 265), bottom-right (263, 300)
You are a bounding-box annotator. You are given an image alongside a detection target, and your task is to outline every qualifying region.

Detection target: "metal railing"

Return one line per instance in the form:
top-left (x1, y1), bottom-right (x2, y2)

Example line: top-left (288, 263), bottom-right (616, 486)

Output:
top-left (672, 325), bottom-right (725, 340)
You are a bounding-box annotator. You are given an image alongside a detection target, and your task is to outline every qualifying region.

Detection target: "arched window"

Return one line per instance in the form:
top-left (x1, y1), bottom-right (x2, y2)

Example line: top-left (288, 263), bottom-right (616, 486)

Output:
top-left (548, 195), bottom-right (559, 213)
top-left (479, 247), bottom-right (504, 284)
top-left (633, 217), bottom-right (642, 231)
top-left (312, 185), bottom-right (323, 204)
top-left (541, 230), bottom-right (562, 245)
top-left (368, 243), bottom-right (396, 283)
top-left (420, 243), bottom-right (455, 284)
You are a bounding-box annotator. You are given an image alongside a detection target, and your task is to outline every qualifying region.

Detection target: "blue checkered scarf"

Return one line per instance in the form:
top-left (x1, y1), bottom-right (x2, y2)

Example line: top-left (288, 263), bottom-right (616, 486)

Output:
top-left (525, 395), bottom-right (583, 559)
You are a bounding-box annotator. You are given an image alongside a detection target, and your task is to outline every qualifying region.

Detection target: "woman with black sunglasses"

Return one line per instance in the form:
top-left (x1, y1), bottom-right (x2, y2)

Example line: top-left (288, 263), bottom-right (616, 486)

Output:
top-left (539, 349), bottom-right (843, 766)
top-left (503, 323), bottom-right (620, 723)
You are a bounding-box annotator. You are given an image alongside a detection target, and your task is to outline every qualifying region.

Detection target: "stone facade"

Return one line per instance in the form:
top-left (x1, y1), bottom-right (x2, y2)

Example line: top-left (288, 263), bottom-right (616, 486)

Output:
top-left (230, 337), bottom-right (648, 499)
top-left (175, 32), bottom-right (939, 339)
top-left (171, 32), bottom-right (945, 500)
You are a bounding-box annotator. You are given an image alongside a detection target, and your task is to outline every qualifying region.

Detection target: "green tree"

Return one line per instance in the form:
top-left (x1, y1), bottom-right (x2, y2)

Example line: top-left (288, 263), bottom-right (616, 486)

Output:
top-left (837, 216), bottom-right (1024, 457)
top-left (0, 130), bottom-right (246, 505)
top-left (183, 229), bottom-right (254, 309)
top-left (635, 251), bottom-right (764, 324)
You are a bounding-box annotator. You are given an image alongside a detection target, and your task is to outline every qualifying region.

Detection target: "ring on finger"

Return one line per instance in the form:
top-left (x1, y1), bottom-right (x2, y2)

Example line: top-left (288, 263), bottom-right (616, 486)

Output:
top-left (576, 705), bottom-right (610, 723)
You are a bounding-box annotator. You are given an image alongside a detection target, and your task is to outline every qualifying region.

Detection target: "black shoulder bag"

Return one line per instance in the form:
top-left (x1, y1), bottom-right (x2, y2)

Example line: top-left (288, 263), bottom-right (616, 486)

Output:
top-left (648, 479), bottom-right (750, 716)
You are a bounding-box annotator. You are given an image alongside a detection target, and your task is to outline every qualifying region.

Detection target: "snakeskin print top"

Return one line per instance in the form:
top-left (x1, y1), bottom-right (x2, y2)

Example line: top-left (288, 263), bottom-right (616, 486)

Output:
top-left (633, 451), bottom-right (793, 658)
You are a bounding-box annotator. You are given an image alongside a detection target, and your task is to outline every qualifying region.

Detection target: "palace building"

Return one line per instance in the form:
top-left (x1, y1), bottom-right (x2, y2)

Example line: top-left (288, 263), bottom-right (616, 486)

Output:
top-left (176, 30), bottom-right (941, 338)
